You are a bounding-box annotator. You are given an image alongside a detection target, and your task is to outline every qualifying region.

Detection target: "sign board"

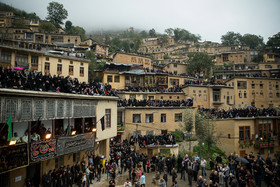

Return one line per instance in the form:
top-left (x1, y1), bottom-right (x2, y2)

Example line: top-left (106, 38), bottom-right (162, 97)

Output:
top-left (15, 176), bottom-right (22, 182)
top-left (0, 143), bottom-right (28, 174)
top-left (30, 139), bottom-right (57, 162)
top-left (57, 133), bottom-right (95, 156)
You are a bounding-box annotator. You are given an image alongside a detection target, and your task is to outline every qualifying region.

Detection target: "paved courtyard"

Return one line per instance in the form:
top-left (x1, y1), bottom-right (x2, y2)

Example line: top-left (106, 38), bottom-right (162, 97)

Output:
top-left (89, 169), bottom-right (211, 187)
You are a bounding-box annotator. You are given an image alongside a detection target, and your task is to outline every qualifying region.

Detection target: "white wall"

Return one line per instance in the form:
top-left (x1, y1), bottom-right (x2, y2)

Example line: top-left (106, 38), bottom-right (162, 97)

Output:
top-left (13, 122), bottom-right (28, 137)
top-left (41, 120), bottom-right (52, 131)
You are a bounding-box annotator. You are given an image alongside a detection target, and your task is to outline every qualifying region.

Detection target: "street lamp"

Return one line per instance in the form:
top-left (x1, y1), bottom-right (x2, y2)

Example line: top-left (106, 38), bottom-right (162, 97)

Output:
top-left (92, 128), bottom-right (97, 133)
top-left (71, 131), bottom-right (77, 136)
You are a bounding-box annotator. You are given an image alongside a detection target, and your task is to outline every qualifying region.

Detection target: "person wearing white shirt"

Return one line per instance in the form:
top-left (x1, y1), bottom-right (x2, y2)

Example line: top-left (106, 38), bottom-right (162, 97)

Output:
top-left (123, 178), bottom-right (132, 187)
top-left (22, 131), bottom-right (29, 143)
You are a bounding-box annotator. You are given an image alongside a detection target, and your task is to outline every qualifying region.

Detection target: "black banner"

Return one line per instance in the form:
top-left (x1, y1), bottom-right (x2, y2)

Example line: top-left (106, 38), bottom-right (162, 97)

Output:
top-left (30, 139), bottom-right (57, 162)
top-left (57, 133), bottom-right (95, 156)
top-left (0, 143), bottom-right (28, 174)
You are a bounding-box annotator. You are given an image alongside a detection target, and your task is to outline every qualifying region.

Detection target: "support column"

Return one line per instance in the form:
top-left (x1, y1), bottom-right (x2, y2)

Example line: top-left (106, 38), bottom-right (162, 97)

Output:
top-left (82, 118), bottom-right (85, 133)
top-left (28, 121), bottom-right (31, 143)
top-left (52, 120), bottom-right (55, 137)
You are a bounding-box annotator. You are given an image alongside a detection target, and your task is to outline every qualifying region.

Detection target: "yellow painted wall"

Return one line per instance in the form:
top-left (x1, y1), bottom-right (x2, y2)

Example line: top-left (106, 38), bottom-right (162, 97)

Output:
top-left (103, 72), bottom-right (126, 89)
top-left (226, 78), bottom-right (280, 108)
top-left (9, 167), bottom-right (26, 187)
top-left (123, 107), bottom-right (190, 139)
top-left (113, 53), bottom-right (152, 69)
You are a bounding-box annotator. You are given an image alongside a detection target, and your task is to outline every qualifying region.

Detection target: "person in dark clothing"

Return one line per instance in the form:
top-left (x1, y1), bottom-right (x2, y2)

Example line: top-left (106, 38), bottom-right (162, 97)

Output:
top-left (163, 169), bottom-right (168, 185)
top-left (66, 170), bottom-right (73, 187)
top-left (187, 166), bottom-right (193, 186)
top-left (192, 160), bottom-right (199, 182)
top-left (42, 171), bottom-right (51, 187)
top-left (171, 168), bottom-right (177, 183)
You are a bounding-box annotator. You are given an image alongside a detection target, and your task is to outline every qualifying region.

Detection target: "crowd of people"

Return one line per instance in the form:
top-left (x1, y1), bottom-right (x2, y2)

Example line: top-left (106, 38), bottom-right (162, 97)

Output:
top-left (198, 108), bottom-right (280, 119)
top-left (118, 98), bottom-right (193, 107)
top-left (184, 79), bottom-right (226, 86)
top-left (20, 134), bottom-right (280, 187)
top-left (109, 137), bottom-right (280, 187)
top-left (39, 153), bottom-right (105, 187)
top-left (0, 67), bottom-right (117, 96)
top-left (128, 134), bottom-right (176, 148)
top-left (117, 85), bottom-right (183, 93)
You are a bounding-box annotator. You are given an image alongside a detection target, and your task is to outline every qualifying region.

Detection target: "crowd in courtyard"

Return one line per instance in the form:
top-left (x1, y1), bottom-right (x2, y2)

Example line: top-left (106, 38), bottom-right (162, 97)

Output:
top-left (21, 134), bottom-right (280, 187)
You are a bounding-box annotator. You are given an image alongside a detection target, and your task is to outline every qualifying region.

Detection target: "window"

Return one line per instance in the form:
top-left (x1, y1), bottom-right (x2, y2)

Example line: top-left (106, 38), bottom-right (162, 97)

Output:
top-left (251, 84), bottom-right (255, 89)
top-left (173, 64), bottom-right (177, 68)
top-left (145, 114), bottom-right (154, 123)
top-left (80, 67), bottom-right (84, 77)
top-left (239, 92), bottom-right (242, 98)
top-left (133, 114), bottom-right (141, 123)
top-left (277, 93), bottom-right (280, 98)
top-left (244, 92), bottom-right (247, 98)
top-left (105, 109), bottom-right (111, 128)
top-left (260, 84), bottom-right (263, 89)
top-left (46, 57), bottom-right (49, 61)
top-left (69, 65), bottom-right (74, 75)
top-left (31, 56), bottom-right (38, 67)
top-left (265, 65), bottom-right (272, 69)
top-left (175, 113), bottom-right (182, 122)
top-left (161, 114), bottom-right (166, 123)
top-left (70, 61), bottom-right (73, 64)
top-left (276, 84), bottom-right (279, 90)
top-left (80, 63), bottom-right (84, 66)
top-left (45, 62), bottom-right (50, 73)
top-left (239, 126), bottom-right (250, 141)
top-left (107, 75), bottom-right (112, 83)
top-left (1, 51), bottom-right (12, 63)
top-left (269, 92), bottom-right (273, 98)
top-left (237, 81), bottom-right (247, 89)
top-left (58, 59), bottom-right (62, 63)
top-left (57, 64), bottom-right (62, 74)
top-left (114, 76), bottom-right (120, 83)
top-left (204, 94), bottom-right (207, 101)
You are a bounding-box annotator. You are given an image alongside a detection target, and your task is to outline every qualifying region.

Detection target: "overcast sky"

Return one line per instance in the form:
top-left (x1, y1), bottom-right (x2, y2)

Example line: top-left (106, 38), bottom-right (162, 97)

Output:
top-left (2, 0), bottom-right (280, 42)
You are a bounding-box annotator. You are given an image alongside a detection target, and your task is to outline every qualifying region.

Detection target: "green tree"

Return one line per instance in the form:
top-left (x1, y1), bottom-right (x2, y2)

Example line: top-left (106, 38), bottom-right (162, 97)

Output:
top-left (173, 28), bottom-right (200, 42)
top-left (195, 111), bottom-right (217, 156)
top-left (180, 109), bottom-right (194, 151)
top-left (86, 51), bottom-right (105, 82)
top-left (46, 1), bottom-right (68, 28)
top-left (160, 34), bottom-right (169, 45)
top-left (252, 52), bottom-right (264, 63)
top-left (240, 34), bottom-right (264, 49)
top-left (187, 52), bottom-right (214, 77)
top-left (132, 35), bottom-right (142, 52)
top-left (139, 30), bottom-right (148, 38)
top-left (221, 31), bottom-right (242, 46)
top-left (74, 26), bottom-right (86, 41)
top-left (266, 32), bottom-right (280, 49)
top-left (65, 20), bottom-right (72, 32)
top-left (149, 28), bottom-right (156, 37)
top-left (165, 28), bottom-right (174, 36)
top-left (109, 37), bottom-right (122, 52)
top-left (39, 21), bottom-right (56, 33)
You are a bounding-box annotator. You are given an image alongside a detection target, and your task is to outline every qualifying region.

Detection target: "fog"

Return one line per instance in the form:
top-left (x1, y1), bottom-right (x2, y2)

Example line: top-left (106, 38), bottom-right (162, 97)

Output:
top-left (2, 0), bottom-right (280, 42)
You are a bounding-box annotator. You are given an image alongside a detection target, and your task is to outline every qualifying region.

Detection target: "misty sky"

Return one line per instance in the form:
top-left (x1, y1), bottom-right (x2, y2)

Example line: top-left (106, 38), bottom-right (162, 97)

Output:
top-left (2, 0), bottom-right (280, 42)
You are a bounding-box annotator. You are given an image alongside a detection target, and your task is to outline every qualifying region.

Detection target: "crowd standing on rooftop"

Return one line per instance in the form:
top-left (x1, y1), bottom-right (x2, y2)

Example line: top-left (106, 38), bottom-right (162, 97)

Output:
top-left (198, 108), bottom-right (280, 119)
top-left (0, 67), bottom-right (118, 96)
top-left (118, 98), bottom-right (193, 107)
